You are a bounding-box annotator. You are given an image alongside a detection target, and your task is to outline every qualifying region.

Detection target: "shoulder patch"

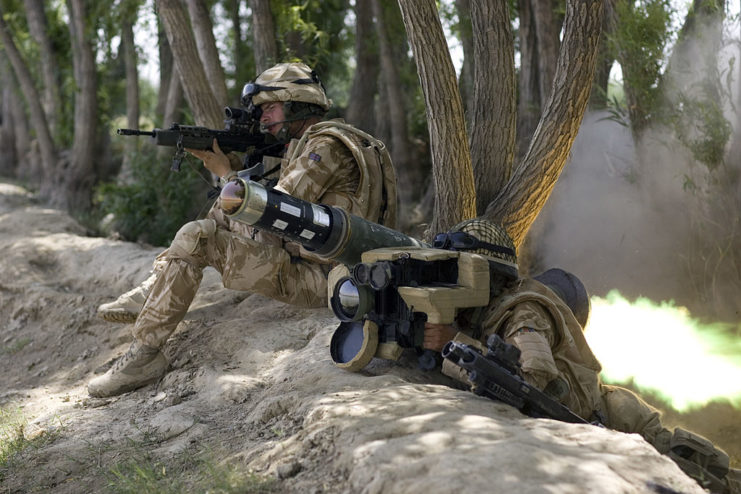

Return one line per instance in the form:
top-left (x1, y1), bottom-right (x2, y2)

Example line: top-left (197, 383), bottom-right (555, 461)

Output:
top-left (308, 152), bottom-right (322, 163)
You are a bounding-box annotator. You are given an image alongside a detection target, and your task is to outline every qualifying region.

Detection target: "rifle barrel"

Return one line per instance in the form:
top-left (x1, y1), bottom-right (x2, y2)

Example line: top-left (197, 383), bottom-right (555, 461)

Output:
top-left (117, 128), bottom-right (155, 136)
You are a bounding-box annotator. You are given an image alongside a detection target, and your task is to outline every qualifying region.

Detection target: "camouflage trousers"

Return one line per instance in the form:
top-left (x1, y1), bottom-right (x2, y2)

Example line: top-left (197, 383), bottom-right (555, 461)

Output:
top-left (132, 215), bottom-right (329, 349)
top-left (599, 384), bottom-right (671, 452)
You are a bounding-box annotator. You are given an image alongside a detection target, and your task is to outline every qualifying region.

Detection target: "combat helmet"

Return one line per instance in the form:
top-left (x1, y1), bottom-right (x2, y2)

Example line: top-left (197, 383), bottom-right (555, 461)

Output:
top-left (434, 218), bottom-right (519, 281)
top-left (241, 62), bottom-right (331, 117)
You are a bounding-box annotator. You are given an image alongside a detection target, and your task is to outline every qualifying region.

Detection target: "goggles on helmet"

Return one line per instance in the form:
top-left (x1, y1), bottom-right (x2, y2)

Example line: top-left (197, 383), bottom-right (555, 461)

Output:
top-left (240, 83), bottom-right (282, 107)
top-left (240, 78), bottom-right (319, 106)
top-left (433, 231), bottom-right (516, 257)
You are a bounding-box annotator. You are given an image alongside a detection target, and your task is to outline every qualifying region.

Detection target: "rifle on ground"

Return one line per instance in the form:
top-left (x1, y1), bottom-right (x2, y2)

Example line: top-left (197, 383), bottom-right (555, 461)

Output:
top-left (117, 106), bottom-right (281, 171)
top-left (442, 334), bottom-right (589, 424)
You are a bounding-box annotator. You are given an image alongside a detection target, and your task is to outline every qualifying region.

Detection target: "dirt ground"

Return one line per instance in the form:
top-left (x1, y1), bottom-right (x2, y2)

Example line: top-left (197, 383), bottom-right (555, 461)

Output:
top-left (0, 181), bottom-right (737, 494)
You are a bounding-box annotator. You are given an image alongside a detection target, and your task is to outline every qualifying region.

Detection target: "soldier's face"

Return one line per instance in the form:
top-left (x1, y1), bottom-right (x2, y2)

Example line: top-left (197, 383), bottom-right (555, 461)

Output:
top-left (259, 102), bottom-right (286, 136)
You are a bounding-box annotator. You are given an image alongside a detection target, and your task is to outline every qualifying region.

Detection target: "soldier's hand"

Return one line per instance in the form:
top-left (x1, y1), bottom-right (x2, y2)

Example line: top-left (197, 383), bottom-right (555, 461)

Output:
top-left (186, 138), bottom-right (231, 177)
top-left (423, 323), bottom-right (457, 353)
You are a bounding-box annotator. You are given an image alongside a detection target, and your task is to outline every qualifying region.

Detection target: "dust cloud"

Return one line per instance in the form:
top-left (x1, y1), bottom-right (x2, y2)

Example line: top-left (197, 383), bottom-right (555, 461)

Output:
top-left (530, 110), bottom-right (693, 304)
top-left (531, 33), bottom-right (741, 321)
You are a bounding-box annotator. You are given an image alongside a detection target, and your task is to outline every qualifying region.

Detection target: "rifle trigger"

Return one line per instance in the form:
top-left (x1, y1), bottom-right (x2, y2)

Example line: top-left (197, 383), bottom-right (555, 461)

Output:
top-left (171, 135), bottom-right (185, 171)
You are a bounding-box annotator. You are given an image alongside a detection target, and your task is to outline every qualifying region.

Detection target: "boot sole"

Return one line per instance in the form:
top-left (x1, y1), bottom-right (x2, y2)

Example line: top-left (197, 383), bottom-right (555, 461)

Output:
top-left (88, 373), bottom-right (162, 398)
top-left (98, 310), bottom-right (139, 324)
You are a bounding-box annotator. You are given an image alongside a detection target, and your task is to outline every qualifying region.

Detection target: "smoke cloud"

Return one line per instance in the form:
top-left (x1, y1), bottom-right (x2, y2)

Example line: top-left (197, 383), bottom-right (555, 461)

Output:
top-left (531, 30), bottom-right (741, 322)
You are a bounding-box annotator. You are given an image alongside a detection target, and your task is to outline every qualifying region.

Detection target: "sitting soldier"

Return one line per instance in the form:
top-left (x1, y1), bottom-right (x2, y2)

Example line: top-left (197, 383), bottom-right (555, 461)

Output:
top-left (424, 218), bottom-right (740, 494)
top-left (89, 62), bottom-right (397, 397)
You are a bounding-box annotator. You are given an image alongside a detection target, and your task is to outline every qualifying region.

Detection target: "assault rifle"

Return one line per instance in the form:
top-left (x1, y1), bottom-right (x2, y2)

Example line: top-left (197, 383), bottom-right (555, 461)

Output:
top-left (117, 106), bottom-right (282, 171)
top-left (442, 334), bottom-right (588, 424)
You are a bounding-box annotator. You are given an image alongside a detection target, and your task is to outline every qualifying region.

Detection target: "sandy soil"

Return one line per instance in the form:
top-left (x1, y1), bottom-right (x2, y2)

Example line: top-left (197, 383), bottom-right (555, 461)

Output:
top-left (0, 181), bottom-right (732, 493)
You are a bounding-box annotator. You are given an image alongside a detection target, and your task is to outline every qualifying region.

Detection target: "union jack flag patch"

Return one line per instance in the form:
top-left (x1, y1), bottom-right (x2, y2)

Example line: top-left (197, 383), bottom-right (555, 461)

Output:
top-left (308, 152), bottom-right (322, 162)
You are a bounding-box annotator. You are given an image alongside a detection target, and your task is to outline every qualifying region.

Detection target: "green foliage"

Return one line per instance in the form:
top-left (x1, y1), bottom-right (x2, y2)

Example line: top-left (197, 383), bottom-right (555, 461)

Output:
top-left (0, 407), bottom-right (27, 482)
top-left (609, 0), bottom-right (675, 132)
top-left (0, 407), bottom-right (61, 483)
top-left (108, 451), bottom-right (186, 494)
top-left (670, 91), bottom-right (731, 170)
top-left (270, 0), bottom-right (353, 105)
top-left (0, 337), bottom-right (31, 355)
top-left (107, 447), bottom-right (278, 494)
top-left (94, 147), bottom-right (212, 246)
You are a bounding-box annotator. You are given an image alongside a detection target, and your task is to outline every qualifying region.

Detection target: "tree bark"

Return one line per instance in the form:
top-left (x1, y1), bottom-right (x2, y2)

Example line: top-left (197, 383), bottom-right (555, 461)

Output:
top-left (485, 0), bottom-right (603, 248)
top-left (516, 0), bottom-right (540, 159)
top-left (469, 0), bottom-right (516, 215)
top-left (589, 0), bottom-right (617, 108)
top-left (157, 17), bottom-right (174, 123)
top-left (0, 62), bottom-right (32, 178)
top-left (65, 0), bottom-right (98, 212)
top-left (398, 0), bottom-right (476, 235)
top-left (455, 0), bottom-right (474, 118)
top-left (120, 16), bottom-right (140, 184)
top-left (0, 6), bottom-right (56, 190)
top-left (158, 64), bottom-right (185, 161)
top-left (226, 0), bottom-right (247, 90)
top-left (249, 0), bottom-right (278, 73)
top-left (23, 0), bottom-right (62, 138)
top-left (185, 0), bottom-right (229, 107)
top-left (157, 0), bottom-right (223, 128)
top-left (163, 66), bottom-right (185, 129)
top-left (345, 0), bottom-right (378, 134)
top-left (373, 0), bottom-right (414, 209)
top-left (533, 0), bottom-right (561, 104)
top-left (0, 62), bottom-right (18, 176)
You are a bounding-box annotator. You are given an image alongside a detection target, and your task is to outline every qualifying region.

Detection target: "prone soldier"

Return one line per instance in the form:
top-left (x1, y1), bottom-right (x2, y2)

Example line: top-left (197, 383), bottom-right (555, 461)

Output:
top-left (214, 186), bottom-right (739, 493)
top-left (423, 219), bottom-right (740, 494)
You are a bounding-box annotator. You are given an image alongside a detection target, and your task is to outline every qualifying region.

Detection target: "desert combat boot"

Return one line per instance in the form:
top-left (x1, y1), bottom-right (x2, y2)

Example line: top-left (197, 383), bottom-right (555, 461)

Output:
top-left (88, 340), bottom-right (168, 397)
top-left (97, 274), bottom-right (156, 323)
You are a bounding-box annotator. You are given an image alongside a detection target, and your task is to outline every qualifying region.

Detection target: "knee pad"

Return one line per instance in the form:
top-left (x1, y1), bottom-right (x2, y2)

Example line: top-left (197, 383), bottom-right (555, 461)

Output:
top-left (170, 219), bottom-right (216, 257)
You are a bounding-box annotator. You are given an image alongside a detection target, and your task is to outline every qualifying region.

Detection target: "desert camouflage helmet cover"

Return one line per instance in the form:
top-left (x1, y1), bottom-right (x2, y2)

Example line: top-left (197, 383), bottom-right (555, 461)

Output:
top-left (449, 218), bottom-right (519, 274)
top-left (247, 62), bottom-right (331, 111)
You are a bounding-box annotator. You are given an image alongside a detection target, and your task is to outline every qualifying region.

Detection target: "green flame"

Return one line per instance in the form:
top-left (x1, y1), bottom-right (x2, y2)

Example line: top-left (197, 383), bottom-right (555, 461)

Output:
top-left (584, 290), bottom-right (741, 412)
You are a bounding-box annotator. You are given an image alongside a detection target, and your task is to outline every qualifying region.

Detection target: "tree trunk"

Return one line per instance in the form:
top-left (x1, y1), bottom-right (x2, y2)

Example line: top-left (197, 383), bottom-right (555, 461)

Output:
top-left (469, 0), bottom-right (516, 215)
top-left (249, 0), bottom-right (278, 73)
top-left (455, 0), bottom-right (474, 118)
top-left (1, 62), bottom-right (32, 178)
top-left (345, 0), bottom-right (378, 134)
top-left (373, 0), bottom-right (414, 211)
top-left (227, 0), bottom-right (249, 92)
top-left (589, 0), bottom-right (617, 108)
top-left (533, 0), bottom-right (561, 104)
top-left (185, 0), bottom-right (229, 107)
top-left (157, 17), bottom-right (173, 123)
top-left (0, 62), bottom-right (18, 176)
top-left (485, 0), bottom-right (603, 248)
top-left (163, 66), bottom-right (185, 130)
top-left (157, 0), bottom-right (223, 128)
top-left (23, 0), bottom-right (62, 138)
top-left (398, 0), bottom-right (476, 235)
top-left (119, 17), bottom-right (140, 184)
top-left (0, 6), bottom-right (56, 191)
top-left (158, 64), bottom-right (185, 161)
top-left (64, 0), bottom-right (98, 212)
top-left (516, 0), bottom-right (540, 159)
